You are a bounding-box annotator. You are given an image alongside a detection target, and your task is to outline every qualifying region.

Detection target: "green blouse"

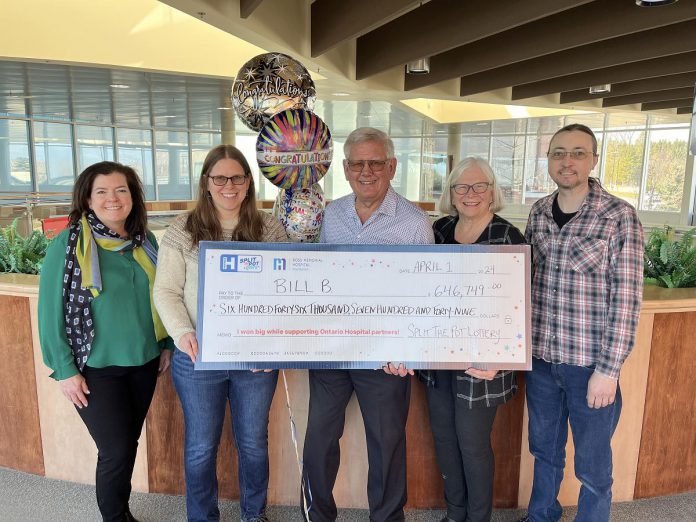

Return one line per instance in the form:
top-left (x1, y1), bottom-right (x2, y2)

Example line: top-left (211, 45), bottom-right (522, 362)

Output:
top-left (38, 229), bottom-right (174, 381)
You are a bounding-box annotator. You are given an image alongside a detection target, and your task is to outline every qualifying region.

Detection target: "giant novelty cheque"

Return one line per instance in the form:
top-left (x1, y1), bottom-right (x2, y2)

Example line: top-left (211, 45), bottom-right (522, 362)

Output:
top-left (196, 243), bottom-right (531, 370)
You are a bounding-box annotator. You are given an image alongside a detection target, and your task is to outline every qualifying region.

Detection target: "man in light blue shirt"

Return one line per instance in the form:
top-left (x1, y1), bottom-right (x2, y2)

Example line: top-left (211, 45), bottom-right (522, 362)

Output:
top-left (301, 127), bottom-right (434, 522)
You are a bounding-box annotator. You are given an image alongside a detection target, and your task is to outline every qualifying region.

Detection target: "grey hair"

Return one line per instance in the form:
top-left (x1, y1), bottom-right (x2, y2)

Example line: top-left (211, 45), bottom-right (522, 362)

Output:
top-left (438, 157), bottom-right (504, 216)
top-left (343, 127), bottom-right (395, 159)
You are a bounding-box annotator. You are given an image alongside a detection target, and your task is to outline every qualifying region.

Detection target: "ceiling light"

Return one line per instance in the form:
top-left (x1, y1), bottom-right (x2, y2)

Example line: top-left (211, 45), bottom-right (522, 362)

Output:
top-left (406, 58), bottom-right (430, 75)
top-left (332, 92), bottom-right (351, 97)
top-left (635, 0), bottom-right (678, 6)
top-left (589, 84), bottom-right (611, 94)
top-left (217, 107), bottom-right (232, 110)
top-left (109, 84), bottom-right (130, 89)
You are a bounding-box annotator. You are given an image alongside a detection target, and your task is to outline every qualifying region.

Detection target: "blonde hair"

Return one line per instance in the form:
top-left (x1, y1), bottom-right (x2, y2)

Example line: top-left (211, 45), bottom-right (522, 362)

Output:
top-left (438, 157), bottom-right (504, 216)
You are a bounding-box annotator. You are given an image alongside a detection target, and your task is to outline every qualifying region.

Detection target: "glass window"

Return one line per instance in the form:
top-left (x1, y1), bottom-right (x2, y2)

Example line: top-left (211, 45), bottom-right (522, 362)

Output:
top-left (117, 128), bottom-right (154, 200)
top-left (606, 112), bottom-right (646, 131)
top-left (527, 116), bottom-right (565, 134)
top-left (235, 133), bottom-right (275, 200)
top-left (490, 135), bottom-right (525, 204)
top-left (460, 135), bottom-right (490, 162)
top-left (0, 119), bottom-right (32, 192)
top-left (33, 121), bottom-right (75, 193)
top-left (564, 113), bottom-right (605, 132)
top-left (601, 130), bottom-right (645, 207)
top-left (523, 134), bottom-right (555, 204)
top-left (492, 119), bottom-right (527, 134)
top-left (420, 137), bottom-right (448, 201)
top-left (190, 132), bottom-right (221, 197)
top-left (76, 125), bottom-right (114, 172)
top-left (155, 130), bottom-right (191, 200)
top-left (392, 137), bottom-right (422, 202)
top-left (460, 121), bottom-right (491, 134)
top-left (642, 127), bottom-right (689, 212)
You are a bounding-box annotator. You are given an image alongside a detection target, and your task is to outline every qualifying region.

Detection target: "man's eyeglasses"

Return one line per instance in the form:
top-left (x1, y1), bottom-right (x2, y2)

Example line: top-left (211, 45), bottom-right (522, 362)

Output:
top-left (547, 150), bottom-right (595, 161)
top-left (346, 159), bottom-right (389, 173)
top-left (450, 182), bottom-right (491, 195)
top-left (208, 174), bottom-right (249, 186)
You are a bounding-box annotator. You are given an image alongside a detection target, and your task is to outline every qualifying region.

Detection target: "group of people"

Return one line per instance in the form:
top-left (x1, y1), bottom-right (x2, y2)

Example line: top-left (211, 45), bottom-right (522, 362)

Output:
top-left (38, 123), bottom-right (643, 522)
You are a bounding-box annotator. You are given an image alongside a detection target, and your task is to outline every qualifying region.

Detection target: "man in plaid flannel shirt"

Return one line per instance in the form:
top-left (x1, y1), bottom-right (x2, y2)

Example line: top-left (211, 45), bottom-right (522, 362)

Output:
top-left (519, 123), bottom-right (644, 522)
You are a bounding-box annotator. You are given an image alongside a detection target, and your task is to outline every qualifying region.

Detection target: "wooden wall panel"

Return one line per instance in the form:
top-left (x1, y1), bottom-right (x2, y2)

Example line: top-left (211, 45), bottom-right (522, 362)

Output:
top-left (0, 295), bottom-right (44, 475)
top-left (491, 375), bottom-right (526, 508)
top-left (635, 311), bottom-right (696, 498)
top-left (146, 370), bottom-right (240, 498)
top-left (405, 379), bottom-right (445, 509)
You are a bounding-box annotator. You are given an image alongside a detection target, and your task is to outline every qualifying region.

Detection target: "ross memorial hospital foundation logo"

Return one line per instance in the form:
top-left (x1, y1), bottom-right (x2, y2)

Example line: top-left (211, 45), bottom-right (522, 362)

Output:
top-left (273, 258), bottom-right (287, 270)
top-left (220, 254), bottom-right (263, 272)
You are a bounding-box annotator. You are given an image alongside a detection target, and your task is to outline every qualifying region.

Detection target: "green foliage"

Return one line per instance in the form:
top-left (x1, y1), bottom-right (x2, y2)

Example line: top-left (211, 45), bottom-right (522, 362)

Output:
top-left (644, 226), bottom-right (696, 288)
top-left (0, 218), bottom-right (50, 275)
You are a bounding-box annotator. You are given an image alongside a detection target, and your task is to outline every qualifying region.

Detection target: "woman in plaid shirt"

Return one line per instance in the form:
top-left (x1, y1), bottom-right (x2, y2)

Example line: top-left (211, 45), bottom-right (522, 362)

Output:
top-left (420, 157), bottom-right (525, 522)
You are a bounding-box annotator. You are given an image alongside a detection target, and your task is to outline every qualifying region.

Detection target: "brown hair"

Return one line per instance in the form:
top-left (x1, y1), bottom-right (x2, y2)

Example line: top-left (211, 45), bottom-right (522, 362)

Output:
top-left (549, 123), bottom-right (598, 154)
top-left (185, 144), bottom-right (265, 246)
top-left (68, 161), bottom-right (148, 236)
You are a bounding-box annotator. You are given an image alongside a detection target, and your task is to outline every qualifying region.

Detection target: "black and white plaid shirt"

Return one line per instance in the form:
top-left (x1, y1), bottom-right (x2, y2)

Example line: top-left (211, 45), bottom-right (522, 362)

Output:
top-left (419, 213), bottom-right (525, 409)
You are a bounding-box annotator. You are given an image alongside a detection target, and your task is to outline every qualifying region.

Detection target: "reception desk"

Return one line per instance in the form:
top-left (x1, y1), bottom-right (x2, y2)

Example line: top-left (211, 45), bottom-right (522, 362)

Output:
top-left (1, 275), bottom-right (694, 509)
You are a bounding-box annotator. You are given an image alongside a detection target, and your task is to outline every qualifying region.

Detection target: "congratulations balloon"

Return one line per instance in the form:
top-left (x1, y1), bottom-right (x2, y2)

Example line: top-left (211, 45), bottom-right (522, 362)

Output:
top-left (256, 108), bottom-right (333, 190)
top-left (273, 184), bottom-right (325, 243)
top-left (232, 52), bottom-right (316, 132)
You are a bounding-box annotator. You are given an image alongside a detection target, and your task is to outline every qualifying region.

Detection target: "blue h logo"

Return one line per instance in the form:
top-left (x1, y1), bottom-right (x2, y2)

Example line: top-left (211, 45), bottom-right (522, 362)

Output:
top-left (220, 255), bottom-right (238, 272)
top-left (273, 258), bottom-right (286, 270)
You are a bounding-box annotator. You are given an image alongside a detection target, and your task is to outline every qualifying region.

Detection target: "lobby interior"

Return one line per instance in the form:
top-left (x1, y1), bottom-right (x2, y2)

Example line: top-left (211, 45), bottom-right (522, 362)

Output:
top-left (1, 1), bottom-right (695, 520)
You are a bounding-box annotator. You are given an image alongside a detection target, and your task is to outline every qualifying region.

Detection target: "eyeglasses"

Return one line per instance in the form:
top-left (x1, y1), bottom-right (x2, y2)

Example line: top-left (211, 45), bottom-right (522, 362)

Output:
top-left (450, 182), bottom-right (491, 195)
top-left (346, 159), bottom-right (389, 173)
top-left (208, 174), bottom-right (249, 186)
top-left (547, 150), bottom-right (595, 161)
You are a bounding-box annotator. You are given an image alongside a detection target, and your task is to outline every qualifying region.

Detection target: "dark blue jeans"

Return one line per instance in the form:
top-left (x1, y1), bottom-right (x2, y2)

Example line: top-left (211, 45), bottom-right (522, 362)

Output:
top-left (525, 358), bottom-right (622, 522)
top-left (172, 349), bottom-right (278, 522)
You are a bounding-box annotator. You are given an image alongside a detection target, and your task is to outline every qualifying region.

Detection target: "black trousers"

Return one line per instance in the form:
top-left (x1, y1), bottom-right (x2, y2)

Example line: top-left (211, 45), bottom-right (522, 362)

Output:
top-left (77, 357), bottom-right (159, 522)
top-left (425, 371), bottom-right (499, 522)
top-left (302, 369), bottom-right (411, 522)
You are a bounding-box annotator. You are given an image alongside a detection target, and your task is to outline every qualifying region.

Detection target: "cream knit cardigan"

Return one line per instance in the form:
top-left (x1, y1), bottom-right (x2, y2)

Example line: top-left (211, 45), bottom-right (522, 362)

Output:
top-left (153, 212), bottom-right (288, 349)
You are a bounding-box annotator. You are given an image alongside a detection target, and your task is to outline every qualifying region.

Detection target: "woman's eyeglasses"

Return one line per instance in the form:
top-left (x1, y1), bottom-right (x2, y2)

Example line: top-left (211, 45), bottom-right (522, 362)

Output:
top-left (450, 182), bottom-right (491, 195)
top-left (208, 174), bottom-right (249, 186)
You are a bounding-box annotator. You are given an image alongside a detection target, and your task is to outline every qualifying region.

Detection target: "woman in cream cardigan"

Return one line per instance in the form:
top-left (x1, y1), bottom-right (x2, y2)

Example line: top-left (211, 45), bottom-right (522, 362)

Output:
top-left (153, 145), bottom-right (287, 522)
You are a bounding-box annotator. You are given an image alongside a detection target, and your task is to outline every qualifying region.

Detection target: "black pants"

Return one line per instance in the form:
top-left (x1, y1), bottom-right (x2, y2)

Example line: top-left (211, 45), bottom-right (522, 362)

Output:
top-left (425, 371), bottom-right (499, 522)
top-left (77, 357), bottom-right (159, 522)
top-left (301, 369), bottom-right (410, 522)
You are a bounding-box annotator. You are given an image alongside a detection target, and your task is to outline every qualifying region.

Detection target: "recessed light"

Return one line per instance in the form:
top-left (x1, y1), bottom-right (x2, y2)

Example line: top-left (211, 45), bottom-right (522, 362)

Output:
top-left (109, 84), bottom-right (130, 89)
top-left (332, 92), bottom-right (350, 97)
top-left (217, 107), bottom-right (232, 110)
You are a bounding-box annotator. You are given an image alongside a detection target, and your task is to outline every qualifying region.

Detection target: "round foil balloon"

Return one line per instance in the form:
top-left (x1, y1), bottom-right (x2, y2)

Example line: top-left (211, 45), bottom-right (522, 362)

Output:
top-left (273, 184), bottom-right (325, 243)
top-left (232, 52), bottom-right (316, 132)
top-left (257, 108), bottom-right (332, 190)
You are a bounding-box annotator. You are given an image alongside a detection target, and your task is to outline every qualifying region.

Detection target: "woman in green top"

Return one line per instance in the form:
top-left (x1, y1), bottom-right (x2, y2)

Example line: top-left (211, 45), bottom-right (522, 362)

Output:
top-left (38, 161), bottom-right (173, 522)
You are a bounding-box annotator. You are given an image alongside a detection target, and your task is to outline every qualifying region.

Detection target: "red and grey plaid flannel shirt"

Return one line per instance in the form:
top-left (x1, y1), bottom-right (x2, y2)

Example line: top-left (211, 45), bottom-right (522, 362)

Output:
top-left (525, 178), bottom-right (644, 379)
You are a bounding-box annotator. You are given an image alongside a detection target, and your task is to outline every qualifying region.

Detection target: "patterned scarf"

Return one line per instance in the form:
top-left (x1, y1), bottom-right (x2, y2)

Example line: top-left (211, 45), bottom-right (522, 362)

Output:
top-left (62, 211), bottom-right (167, 371)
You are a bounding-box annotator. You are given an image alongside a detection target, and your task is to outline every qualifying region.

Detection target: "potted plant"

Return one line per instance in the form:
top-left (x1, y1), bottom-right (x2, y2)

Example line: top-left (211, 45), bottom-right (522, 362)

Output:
top-left (0, 218), bottom-right (50, 275)
top-left (643, 225), bottom-right (696, 288)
